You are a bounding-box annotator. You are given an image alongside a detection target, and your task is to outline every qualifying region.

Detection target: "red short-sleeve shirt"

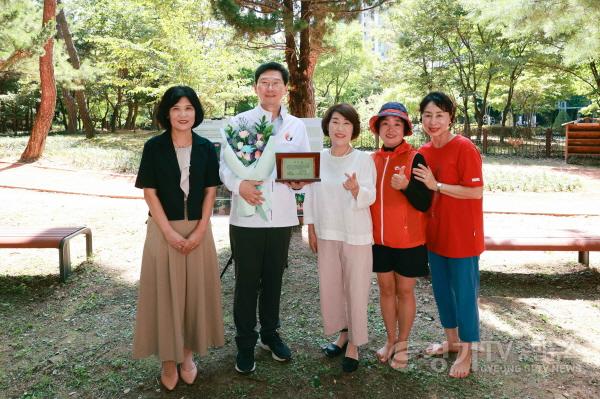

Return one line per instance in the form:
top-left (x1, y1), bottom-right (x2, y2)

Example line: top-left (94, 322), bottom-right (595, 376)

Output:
top-left (419, 135), bottom-right (484, 258)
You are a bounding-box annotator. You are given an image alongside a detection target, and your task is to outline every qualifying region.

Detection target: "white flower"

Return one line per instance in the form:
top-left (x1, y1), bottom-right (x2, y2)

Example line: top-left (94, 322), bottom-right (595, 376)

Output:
top-left (237, 142), bottom-right (243, 150)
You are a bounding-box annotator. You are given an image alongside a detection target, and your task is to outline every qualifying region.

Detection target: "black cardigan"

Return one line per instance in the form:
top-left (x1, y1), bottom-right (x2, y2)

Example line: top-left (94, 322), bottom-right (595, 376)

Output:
top-left (135, 131), bottom-right (221, 220)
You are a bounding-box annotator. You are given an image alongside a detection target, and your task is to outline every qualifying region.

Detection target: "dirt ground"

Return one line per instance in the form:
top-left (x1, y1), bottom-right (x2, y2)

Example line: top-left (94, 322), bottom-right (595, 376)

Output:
top-left (1, 158), bottom-right (599, 398)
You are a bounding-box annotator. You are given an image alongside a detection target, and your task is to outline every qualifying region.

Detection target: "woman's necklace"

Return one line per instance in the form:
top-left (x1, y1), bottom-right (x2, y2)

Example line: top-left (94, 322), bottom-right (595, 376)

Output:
top-left (329, 145), bottom-right (353, 157)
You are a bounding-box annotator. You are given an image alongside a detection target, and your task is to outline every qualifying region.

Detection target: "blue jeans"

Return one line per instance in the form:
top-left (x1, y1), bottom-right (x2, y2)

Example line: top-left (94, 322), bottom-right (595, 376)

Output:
top-left (428, 251), bottom-right (480, 342)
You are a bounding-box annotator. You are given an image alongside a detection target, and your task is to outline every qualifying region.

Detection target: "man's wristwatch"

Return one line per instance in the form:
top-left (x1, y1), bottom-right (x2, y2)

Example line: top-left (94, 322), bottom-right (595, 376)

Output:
top-left (436, 182), bottom-right (443, 192)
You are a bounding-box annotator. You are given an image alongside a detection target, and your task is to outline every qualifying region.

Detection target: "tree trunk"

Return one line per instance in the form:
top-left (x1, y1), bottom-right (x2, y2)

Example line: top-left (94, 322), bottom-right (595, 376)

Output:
top-left (124, 100), bottom-right (134, 130)
top-left (62, 88), bottom-right (78, 133)
top-left (151, 102), bottom-right (159, 130)
top-left (472, 95), bottom-right (484, 142)
top-left (118, 104), bottom-right (124, 129)
top-left (461, 96), bottom-right (471, 137)
top-left (56, 0), bottom-right (95, 138)
top-left (501, 79), bottom-right (516, 127)
top-left (282, 0), bottom-right (324, 117)
top-left (102, 96), bottom-right (111, 131)
top-left (288, 72), bottom-right (316, 117)
top-left (480, 74), bottom-right (493, 154)
top-left (20, 0), bottom-right (57, 162)
top-left (109, 87), bottom-right (122, 132)
top-left (130, 100), bottom-right (139, 130)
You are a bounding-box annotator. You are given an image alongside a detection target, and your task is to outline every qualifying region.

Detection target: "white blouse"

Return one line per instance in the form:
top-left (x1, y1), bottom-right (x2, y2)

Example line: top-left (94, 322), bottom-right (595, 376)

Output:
top-left (303, 149), bottom-right (376, 245)
top-left (175, 145), bottom-right (191, 199)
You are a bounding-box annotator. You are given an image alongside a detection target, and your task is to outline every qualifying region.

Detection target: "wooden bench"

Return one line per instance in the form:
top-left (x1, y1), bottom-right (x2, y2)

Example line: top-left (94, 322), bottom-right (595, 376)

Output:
top-left (0, 227), bottom-right (93, 281)
top-left (564, 122), bottom-right (600, 162)
top-left (485, 230), bottom-right (600, 266)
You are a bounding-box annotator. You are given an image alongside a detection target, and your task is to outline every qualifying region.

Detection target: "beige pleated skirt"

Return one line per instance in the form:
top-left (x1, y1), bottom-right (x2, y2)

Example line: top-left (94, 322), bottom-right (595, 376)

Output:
top-left (133, 217), bottom-right (224, 363)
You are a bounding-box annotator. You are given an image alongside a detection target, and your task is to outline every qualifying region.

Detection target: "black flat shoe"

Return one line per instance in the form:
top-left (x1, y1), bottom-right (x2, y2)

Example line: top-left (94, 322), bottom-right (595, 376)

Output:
top-left (322, 341), bottom-right (348, 358)
top-left (342, 356), bottom-right (359, 372)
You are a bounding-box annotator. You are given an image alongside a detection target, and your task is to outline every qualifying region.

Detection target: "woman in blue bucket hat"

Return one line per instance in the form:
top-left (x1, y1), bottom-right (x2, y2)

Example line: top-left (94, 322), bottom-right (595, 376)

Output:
top-left (369, 102), bottom-right (432, 369)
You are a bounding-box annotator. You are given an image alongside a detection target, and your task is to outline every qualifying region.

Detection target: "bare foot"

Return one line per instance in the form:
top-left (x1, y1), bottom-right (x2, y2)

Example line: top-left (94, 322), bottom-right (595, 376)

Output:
top-left (425, 341), bottom-right (460, 356)
top-left (389, 341), bottom-right (409, 370)
top-left (449, 348), bottom-right (472, 378)
top-left (376, 341), bottom-right (395, 363)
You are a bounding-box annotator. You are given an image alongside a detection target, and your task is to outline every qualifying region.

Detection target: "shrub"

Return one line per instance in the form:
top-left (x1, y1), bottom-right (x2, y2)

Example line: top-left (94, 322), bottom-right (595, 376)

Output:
top-left (552, 110), bottom-right (570, 135)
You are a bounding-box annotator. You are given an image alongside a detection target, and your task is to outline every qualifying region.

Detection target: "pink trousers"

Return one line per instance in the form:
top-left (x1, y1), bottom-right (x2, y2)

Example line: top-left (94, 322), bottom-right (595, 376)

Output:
top-left (317, 239), bottom-right (372, 346)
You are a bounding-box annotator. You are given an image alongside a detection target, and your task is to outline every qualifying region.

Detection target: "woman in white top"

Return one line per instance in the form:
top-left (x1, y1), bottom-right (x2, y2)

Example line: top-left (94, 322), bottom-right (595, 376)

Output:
top-left (304, 103), bottom-right (376, 372)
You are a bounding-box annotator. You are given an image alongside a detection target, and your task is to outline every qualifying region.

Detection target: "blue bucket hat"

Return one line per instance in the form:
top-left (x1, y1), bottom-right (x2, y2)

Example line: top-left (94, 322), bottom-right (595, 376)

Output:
top-left (369, 102), bottom-right (413, 135)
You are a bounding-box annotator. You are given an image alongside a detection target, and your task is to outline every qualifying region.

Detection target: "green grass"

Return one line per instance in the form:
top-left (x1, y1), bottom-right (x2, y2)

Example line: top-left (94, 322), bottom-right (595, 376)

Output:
top-left (0, 131), bottom-right (156, 174)
top-left (484, 167), bottom-right (582, 192)
top-left (481, 155), bottom-right (586, 192)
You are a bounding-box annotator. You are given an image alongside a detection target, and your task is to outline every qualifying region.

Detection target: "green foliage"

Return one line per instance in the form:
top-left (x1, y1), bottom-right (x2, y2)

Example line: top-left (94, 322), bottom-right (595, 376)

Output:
top-left (383, 0), bottom-right (454, 99)
top-left (510, 68), bottom-right (575, 120)
top-left (314, 21), bottom-right (379, 114)
top-left (552, 109), bottom-right (570, 134)
top-left (2, 0), bottom-right (599, 136)
top-left (382, 0), bottom-right (509, 131)
top-left (462, 0), bottom-right (600, 65)
top-left (0, 0), bottom-right (47, 70)
top-left (463, 0), bottom-right (600, 106)
top-left (579, 102), bottom-right (599, 117)
top-left (1, 0), bottom-right (266, 135)
top-left (212, 0), bottom-right (384, 38)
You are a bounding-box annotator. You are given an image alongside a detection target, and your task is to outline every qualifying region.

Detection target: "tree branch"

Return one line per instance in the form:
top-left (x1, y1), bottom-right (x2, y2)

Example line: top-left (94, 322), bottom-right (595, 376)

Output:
top-left (0, 49), bottom-right (33, 72)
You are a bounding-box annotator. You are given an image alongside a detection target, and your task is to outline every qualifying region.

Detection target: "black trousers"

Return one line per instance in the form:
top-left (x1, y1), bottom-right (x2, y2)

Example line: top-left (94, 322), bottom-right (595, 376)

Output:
top-left (230, 225), bottom-right (292, 350)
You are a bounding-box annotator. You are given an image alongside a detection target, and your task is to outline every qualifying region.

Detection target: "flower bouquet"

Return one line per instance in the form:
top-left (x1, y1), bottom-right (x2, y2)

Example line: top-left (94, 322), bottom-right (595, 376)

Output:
top-left (221, 115), bottom-right (276, 220)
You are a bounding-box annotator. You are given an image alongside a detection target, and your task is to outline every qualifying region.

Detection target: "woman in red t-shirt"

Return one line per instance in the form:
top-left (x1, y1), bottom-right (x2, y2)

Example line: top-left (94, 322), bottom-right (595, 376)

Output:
top-left (413, 92), bottom-right (484, 379)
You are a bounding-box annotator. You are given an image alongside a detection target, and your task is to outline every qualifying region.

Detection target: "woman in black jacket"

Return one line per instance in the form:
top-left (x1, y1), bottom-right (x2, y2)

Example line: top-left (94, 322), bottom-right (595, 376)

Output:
top-left (132, 86), bottom-right (224, 391)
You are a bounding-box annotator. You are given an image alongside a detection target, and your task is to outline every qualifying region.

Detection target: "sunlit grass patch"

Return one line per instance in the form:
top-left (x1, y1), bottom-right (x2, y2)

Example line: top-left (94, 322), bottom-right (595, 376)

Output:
top-left (484, 165), bottom-right (583, 192)
top-left (0, 131), bottom-right (156, 174)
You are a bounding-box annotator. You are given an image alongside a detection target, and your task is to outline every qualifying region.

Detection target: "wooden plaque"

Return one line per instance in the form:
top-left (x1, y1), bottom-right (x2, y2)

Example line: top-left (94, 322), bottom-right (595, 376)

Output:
top-left (275, 152), bottom-right (321, 182)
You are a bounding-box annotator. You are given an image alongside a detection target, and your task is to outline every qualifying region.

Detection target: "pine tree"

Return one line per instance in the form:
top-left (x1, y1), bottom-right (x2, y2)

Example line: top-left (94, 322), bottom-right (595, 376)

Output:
top-left (212, 0), bottom-right (389, 117)
top-left (20, 0), bottom-right (57, 162)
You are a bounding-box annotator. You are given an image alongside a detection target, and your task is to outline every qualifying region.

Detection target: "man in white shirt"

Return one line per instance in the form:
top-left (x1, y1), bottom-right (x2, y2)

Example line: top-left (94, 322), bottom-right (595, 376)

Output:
top-left (219, 62), bottom-right (310, 374)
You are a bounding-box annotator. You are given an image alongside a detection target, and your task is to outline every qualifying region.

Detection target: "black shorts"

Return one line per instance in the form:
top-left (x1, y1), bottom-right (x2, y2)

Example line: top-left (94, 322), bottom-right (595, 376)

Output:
top-left (372, 244), bottom-right (429, 277)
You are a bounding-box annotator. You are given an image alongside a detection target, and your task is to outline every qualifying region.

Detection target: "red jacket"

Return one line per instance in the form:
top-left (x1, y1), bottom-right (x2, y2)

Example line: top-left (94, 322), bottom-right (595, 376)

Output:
top-left (370, 141), bottom-right (428, 248)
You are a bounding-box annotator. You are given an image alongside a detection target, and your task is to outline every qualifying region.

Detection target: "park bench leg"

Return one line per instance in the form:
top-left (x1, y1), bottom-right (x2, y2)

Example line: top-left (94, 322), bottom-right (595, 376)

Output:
top-left (84, 229), bottom-right (93, 258)
top-left (578, 251), bottom-right (589, 266)
top-left (59, 240), bottom-right (72, 282)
